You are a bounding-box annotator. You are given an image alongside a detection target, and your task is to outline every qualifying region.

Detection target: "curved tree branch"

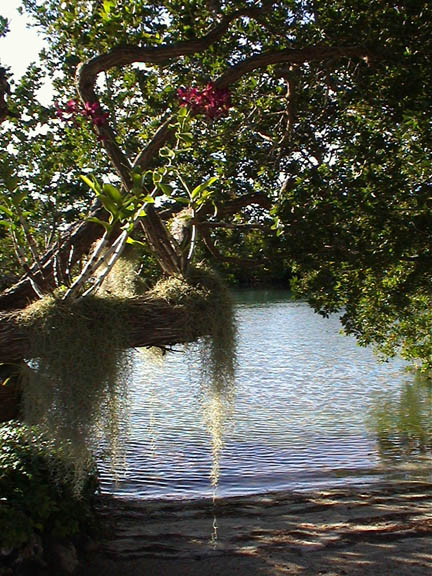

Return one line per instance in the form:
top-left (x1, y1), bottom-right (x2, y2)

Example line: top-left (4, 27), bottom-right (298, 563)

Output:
top-left (132, 116), bottom-right (174, 170)
top-left (214, 45), bottom-right (376, 89)
top-left (0, 9), bottom-right (377, 309)
top-left (74, 7), bottom-right (267, 185)
top-left (76, 7), bottom-right (264, 93)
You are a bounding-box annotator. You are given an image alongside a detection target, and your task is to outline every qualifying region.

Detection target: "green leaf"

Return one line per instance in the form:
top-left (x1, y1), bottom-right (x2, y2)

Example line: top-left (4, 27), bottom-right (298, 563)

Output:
top-left (101, 0), bottom-right (115, 20)
top-left (131, 172), bottom-right (144, 192)
top-left (104, 0), bottom-right (115, 12)
top-left (191, 176), bottom-right (218, 200)
top-left (0, 205), bottom-right (13, 218)
top-left (118, 207), bottom-right (135, 221)
top-left (86, 217), bottom-right (112, 232)
top-left (102, 183), bottom-right (123, 204)
top-left (98, 195), bottom-right (119, 218)
top-left (171, 196), bottom-right (190, 205)
top-left (122, 196), bottom-right (135, 208)
top-left (126, 237), bottom-right (147, 247)
top-left (80, 175), bottom-right (102, 195)
top-left (157, 183), bottom-right (173, 196)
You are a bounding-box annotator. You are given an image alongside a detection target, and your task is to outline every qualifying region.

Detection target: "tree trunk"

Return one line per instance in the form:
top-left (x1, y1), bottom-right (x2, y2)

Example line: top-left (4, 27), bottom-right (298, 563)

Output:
top-left (0, 294), bottom-right (213, 421)
top-left (0, 295), bottom-right (210, 365)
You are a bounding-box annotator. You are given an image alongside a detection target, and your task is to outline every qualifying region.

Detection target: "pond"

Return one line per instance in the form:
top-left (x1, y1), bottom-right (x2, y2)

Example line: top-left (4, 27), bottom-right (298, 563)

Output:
top-left (99, 289), bottom-right (432, 499)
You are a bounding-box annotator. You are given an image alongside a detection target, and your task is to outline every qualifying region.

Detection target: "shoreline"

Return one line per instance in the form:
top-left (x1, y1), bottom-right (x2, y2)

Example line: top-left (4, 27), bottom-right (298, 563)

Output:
top-left (99, 466), bottom-right (432, 503)
top-left (83, 480), bottom-right (432, 575)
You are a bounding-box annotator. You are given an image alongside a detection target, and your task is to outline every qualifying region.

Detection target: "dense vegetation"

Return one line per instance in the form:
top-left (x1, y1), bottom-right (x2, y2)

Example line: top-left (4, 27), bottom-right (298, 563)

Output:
top-left (0, 3), bottom-right (431, 364)
top-left (0, 2), bottom-right (430, 567)
top-left (0, 422), bottom-right (97, 567)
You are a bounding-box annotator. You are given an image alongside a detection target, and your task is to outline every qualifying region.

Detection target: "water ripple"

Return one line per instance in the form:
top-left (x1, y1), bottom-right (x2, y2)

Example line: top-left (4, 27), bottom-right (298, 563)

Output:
top-left (98, 292), bottom-right (432, 499)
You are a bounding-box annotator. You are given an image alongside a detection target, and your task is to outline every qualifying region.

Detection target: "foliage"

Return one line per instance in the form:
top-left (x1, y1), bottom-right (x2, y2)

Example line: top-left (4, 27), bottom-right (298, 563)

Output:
top-left (0, 1), bottom-right (431, 368)
top-left (0, 421), bottom-right (98, 551)
top-left (277, 1), bottom-right (432, 368)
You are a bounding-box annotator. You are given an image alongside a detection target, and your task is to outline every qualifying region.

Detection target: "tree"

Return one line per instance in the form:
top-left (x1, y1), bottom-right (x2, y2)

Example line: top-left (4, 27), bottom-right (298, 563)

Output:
top-left (0, 0), bottom-right (431, 370)
top-left (275, 2), bottom-right (432, 369)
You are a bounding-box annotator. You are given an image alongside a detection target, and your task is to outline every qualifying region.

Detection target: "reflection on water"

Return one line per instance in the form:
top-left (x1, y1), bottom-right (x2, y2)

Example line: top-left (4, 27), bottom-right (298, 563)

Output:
top-left (368, 376), bottom-right (432, 462)
top-left (202, 379), bottom-right (235, 488)
top-left (99, 290), bottom-right (432, 499)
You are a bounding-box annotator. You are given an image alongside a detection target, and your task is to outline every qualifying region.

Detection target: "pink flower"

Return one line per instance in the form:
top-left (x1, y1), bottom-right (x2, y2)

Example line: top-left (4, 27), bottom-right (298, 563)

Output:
top-left (55, 99), bottom-right (109, 129)
top-left (65, 99), bottom-right (78, 114)
top-left (83, 101), bottom-right (109, 127)
top-left (55, 99), bottom-right (79, 122)
top-left (82, 101), bottom-right (101, 116)
top-left (177, 83), bottom-right (231, 120)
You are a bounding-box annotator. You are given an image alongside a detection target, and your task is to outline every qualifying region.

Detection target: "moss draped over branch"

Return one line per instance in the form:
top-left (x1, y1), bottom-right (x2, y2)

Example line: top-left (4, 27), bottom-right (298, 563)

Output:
top-left (1, 267), bottom-right (236, 486)
top-left (0, 268), bottom-right (236, 363)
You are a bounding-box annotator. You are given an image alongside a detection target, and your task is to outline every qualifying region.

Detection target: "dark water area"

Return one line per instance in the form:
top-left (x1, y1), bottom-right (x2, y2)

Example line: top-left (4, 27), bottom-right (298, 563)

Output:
top-left (99, 290), bottom-right (432, 499)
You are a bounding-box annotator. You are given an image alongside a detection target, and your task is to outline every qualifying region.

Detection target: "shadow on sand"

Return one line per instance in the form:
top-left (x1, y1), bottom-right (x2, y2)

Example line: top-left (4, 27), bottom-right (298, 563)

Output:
top-left (82, 481), bottom-right (432, 576)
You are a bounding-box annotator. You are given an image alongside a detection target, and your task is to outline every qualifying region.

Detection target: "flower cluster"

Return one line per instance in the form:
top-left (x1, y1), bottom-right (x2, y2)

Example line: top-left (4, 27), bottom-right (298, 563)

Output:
top-left (55, 99), bottom-right (109, 129)
top-left (177, 83), bottom-right (231, 120)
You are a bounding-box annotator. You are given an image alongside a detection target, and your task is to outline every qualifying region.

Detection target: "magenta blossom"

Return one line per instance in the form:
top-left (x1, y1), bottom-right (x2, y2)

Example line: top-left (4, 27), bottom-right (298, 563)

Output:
top-left (82, 101), bottom-right (109, 127)
top-left (178, 83), bottom-right (231, 119)
top-left (65, 99), bottom-right (79, 114)
top-left (82, 101), bottom-right (100, 116)
top-left (55, 99), bottom-right (109, 129)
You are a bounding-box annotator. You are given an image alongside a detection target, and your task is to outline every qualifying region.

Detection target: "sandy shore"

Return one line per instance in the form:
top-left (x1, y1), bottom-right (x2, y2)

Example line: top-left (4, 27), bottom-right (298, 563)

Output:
top-left (83, 481), bottom-right (432, 576)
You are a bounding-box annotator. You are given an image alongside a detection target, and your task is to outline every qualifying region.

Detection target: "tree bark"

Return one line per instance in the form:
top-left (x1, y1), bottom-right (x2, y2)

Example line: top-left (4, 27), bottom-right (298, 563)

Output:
top-left (0, 291), bottom-right (219, 422)
top-left (0, 295), bottom-right (212, 365)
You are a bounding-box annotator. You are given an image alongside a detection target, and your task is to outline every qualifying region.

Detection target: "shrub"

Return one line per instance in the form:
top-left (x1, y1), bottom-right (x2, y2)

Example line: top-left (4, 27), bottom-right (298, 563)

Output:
top-left (0, 421), bottom-right (98, 552)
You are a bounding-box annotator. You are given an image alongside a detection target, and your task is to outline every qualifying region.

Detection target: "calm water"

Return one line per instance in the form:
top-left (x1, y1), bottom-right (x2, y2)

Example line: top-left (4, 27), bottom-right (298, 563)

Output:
top-left (99, 290), bottom-right (432, 498)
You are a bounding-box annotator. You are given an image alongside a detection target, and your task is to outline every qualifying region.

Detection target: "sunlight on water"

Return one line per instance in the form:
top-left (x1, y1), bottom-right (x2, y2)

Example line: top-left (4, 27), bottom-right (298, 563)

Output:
top-left (98, 290), bottom-right (432, 499)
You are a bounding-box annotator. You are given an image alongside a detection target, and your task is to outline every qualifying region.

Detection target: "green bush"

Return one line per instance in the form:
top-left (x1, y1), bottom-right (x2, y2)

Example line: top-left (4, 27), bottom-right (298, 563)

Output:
top-left (0, 421), bottom-right (98, 551)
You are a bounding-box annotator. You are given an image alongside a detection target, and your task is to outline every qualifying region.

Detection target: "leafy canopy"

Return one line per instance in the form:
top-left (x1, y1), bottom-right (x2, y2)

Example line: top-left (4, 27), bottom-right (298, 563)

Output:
top-left (0, 1), bottom-right (431, 368)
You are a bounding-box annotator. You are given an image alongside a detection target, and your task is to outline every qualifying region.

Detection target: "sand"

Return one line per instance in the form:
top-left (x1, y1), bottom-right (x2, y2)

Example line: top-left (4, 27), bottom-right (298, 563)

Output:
top-left (83, 481), bottom-right (432, 576)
